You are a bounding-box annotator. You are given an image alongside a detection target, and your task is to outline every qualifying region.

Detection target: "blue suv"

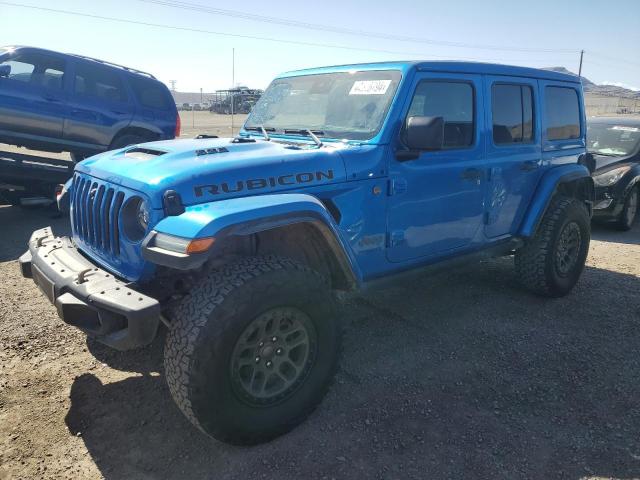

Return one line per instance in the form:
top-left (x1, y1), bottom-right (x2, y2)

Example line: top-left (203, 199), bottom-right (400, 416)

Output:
top-left (0, 46), bottom-right (179, 161)
top-left (21, 61), bottom-right (594, 444)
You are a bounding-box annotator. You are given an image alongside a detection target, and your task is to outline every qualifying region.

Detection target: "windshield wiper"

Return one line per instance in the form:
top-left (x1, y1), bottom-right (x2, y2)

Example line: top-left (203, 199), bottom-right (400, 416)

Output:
top-left (283, 129), bottom-right (324, 147)
top-left (590, 151), bottom-right (620, 157)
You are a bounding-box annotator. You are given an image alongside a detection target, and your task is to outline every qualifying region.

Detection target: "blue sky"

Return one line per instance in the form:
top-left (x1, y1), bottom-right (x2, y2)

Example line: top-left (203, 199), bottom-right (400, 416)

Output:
top-left (1, 0), bottom-right (639, 92)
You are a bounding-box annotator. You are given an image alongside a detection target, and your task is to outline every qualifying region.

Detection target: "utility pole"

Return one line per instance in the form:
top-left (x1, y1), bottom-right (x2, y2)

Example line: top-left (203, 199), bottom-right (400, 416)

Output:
top-left (169, 79), bottom-right (176, 92)
top-left (578, 50), bottom-right (584, 78)
top-left (200, 87), bottom-right (203, 103)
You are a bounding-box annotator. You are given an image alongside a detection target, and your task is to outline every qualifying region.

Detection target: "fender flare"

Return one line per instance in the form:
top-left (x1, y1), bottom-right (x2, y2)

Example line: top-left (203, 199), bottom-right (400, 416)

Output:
top-left (145, 193), bottom-right (361, 286)
top-left (621, 164), bottom-right (640, 198)
top-left (519, 164), bottom-right (594, 237)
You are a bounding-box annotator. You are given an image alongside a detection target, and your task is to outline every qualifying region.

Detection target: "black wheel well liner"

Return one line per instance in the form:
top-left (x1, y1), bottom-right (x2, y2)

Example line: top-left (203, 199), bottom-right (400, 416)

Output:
top-left (556, 175), bottom-right (595, 208)
top-left (209, 222), bottom-right (357, 291)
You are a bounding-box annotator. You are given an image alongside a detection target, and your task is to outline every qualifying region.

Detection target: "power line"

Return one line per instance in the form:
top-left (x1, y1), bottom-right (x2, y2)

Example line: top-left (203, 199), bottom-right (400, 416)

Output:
top-left (589, 51), bottom-right (640, 69)
top-left (0, 2), bottom-right (573, 64)
top-left (138, 0), bottom-right (579, 54)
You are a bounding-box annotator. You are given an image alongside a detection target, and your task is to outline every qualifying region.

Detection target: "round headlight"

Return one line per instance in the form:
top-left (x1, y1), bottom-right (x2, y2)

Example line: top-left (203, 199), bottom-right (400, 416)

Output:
top-left (122, 196), bottom-right (149, 242)
top-left (137, 200), bottom-right (150, 231)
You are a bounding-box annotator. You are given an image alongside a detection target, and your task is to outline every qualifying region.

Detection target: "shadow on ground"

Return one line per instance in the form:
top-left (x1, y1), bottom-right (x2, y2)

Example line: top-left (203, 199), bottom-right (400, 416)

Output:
top-left (0, 205), bottom-right (70, 262)
top-left (65, 256), bottom-right (640, 480)
top-left (592, 220), bottom-right (640, 245)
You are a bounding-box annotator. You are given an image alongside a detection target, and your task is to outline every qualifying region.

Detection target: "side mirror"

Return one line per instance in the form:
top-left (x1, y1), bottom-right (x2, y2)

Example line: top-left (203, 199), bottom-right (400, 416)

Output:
top-left (0, 64), bottom-right (10, 78)
top-left (405, 115), bottom-right (444, 151)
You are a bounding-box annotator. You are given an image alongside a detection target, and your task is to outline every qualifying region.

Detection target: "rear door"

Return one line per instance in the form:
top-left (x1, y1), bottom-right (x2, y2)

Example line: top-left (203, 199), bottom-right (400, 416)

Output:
top-left (0, 49), bottom-right (68, 140)
top-left (64, 61), bottom-right (134, 148)
top-left (483, 76), bottom-right (543, 237)
top-left (386, 73), bottom-right (486, 262)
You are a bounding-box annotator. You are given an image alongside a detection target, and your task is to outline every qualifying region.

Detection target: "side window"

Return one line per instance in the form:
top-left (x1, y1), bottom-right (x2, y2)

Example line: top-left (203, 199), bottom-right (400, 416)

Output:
top-left (407, 81), bottom-right (474, 149)
top-left (545, 86), bottom-right (580, 141)
top-left (0, 58), bottom-right (35, 82)
top-left (0, 53), bottom-right (65, 89)
top-left (492, 84), bottom-right (534, 144)
top-left (128, 76), bottom-right (169, 109)
top-left (74, 63), bottom-right (127, 102)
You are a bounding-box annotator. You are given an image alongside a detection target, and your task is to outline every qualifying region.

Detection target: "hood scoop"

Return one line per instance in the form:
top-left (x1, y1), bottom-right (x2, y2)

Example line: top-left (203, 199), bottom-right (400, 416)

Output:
top-left (124, 147), bottom-right (167, 160)
top-left (232, 136), bottom-right (256, 144)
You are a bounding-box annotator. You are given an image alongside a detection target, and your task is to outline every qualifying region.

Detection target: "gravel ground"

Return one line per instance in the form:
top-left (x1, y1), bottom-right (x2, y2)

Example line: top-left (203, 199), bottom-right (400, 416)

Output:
top-left (0, 205), bottom-right (639, 480)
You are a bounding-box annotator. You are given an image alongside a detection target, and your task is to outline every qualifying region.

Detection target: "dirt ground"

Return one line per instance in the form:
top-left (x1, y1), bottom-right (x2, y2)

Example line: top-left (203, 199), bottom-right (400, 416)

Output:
top-left (1, 204), bottom-right (639, 480)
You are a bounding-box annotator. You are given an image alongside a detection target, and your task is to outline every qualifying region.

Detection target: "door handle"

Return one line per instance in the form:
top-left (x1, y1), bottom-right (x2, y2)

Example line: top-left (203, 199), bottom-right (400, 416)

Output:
top-left (520, 160), bottom-right (539, 171)
top-left (110, 110), bottom-right (128, 115)
top-left (461, 168), bottom-right (483, 181)
top-left (42, 94), bottom-right (60, 102)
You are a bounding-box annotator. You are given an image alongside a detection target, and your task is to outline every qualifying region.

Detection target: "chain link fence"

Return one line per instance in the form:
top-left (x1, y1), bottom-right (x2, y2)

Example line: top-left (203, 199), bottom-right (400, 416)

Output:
top-left (585, 93), bottom-right (640, 116)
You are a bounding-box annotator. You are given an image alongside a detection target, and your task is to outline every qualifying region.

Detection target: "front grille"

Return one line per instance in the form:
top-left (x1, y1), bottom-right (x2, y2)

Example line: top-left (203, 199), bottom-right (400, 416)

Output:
top-left (71, 175), bottom-right (125, 255)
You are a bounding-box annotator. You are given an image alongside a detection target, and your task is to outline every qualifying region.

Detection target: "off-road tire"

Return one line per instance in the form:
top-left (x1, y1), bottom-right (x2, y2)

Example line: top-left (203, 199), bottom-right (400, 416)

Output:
top-left (515, 196), bottom-right (590, 297)
top-left (164, 255), bottom-right (340, 445)
top-left (615, 185), bottom-right (638, 231)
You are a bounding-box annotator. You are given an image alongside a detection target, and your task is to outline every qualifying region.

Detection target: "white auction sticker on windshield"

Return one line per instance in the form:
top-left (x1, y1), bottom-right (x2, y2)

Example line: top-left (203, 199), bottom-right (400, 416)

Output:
top-left (349, 80), bottom-right (392, 95)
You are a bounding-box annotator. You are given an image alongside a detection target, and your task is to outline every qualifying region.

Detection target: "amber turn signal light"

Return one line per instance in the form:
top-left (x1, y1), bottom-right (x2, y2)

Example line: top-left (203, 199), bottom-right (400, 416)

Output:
top-left (186, 237), bottom-right (215, 254)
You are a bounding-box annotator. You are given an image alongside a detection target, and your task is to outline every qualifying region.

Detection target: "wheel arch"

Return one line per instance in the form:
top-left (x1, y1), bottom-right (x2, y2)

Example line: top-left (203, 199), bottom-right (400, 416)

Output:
top-left (110, 125), bottom-right (161, 147)
top-left (622, 165), bottom-right (640, 197)
top-left (519, 164), bottom-right (594, 238)
top-left (147, 193), bottom-right (361, 290)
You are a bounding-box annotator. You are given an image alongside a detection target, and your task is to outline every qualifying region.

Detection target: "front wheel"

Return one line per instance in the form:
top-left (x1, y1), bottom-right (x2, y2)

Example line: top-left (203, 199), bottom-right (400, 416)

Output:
top-left (164, 256), bottom-right (341, 445)
top-left (615, 186), bottom-right (639, 231)
top-left (515, 196), bottom-right (590, 297)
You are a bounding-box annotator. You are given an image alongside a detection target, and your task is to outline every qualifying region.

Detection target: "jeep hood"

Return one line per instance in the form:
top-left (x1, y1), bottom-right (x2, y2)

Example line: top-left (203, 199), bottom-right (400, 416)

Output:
top-left (75, 137), bottom-right (348, 208)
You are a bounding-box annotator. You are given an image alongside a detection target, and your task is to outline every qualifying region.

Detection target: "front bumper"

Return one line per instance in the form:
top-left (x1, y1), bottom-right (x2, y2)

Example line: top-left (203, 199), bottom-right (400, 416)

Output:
top-left (592, 185), bottom-right (624, 220)
top-left (20, 227), bottom-right (161, 350)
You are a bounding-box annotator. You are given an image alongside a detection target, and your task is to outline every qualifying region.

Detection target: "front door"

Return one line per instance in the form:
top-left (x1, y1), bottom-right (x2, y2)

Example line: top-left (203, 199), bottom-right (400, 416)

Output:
top-left (386, 73), bottom-right (486, 262)
top-left (0, 50), bottom-right (67, 140)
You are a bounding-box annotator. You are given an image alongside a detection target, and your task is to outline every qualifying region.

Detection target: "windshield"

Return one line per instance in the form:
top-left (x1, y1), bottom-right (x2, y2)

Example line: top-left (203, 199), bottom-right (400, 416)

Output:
top-left (245, 70), bottom-right (402, 141)
top-left (587, 123), bottom-right (640, 156)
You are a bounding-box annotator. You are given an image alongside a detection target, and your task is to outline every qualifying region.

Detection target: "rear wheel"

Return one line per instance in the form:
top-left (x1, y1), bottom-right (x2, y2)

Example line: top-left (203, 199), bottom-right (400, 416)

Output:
top-left (515, 196), bottom-right (590, 297)
top-left (70, 151), bottom-right (91, 163)
top-left (615, 186), bottom-right (639, 231)
top-left (164, 256), bottom-right (341, 445)
top-left (109, 133), bottom-right (148, 151)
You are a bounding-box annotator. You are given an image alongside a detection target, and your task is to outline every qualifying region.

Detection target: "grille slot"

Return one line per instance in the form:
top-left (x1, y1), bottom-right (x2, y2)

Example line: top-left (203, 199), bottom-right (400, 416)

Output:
top-left (102, 188), bottom-right (114, 252)
top-left (112, 192), bottom-right (125, 255)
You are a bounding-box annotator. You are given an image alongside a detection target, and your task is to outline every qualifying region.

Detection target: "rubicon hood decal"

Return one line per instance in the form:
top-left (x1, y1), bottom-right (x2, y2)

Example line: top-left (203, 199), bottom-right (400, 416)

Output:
top-left (194, 170), bottom-right (335, 197)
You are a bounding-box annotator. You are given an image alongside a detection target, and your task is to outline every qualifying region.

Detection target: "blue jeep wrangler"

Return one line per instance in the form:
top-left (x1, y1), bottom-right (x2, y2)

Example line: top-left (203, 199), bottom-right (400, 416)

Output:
top-left (20, 61), bottom-right (594, 444)
top-left (0, 46), bottom-right (179, 161)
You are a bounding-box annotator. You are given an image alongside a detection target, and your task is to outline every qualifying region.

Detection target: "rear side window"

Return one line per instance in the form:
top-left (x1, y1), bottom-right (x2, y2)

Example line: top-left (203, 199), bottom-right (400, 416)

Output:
top-left (0, 52), bottom-right (66, 89)
top-left (129, 76), bottom-right (170, 109)
top-left (492, 84), bottom-right (534, 144)
top-left (75, 63), bottom-right (127, 102)
top-left (545, 86), bottom-right (580, 141)
top-left (407, 81), bottom-right (474, 148)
